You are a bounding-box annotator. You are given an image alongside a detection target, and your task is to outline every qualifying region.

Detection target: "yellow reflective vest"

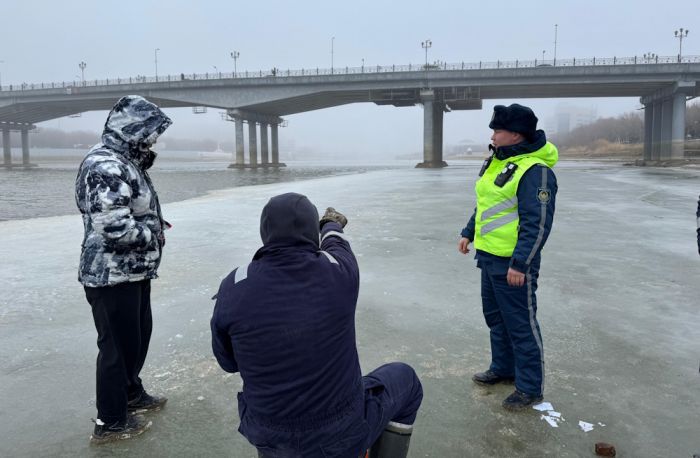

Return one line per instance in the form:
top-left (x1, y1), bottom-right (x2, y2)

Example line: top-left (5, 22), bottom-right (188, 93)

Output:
top-left (474, 142), bottom-right (558, 257)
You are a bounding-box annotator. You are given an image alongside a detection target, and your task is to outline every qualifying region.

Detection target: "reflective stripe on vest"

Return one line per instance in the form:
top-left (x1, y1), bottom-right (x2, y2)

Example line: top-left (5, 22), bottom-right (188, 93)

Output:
top-left (481, 196), bottom-right (518, 222)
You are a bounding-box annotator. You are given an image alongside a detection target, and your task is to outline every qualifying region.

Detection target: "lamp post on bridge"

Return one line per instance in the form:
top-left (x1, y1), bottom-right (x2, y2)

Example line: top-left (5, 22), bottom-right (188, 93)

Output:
top-left (331, 36), bottom-right (335, 75)
top-left (643, 52), bottom-right (657, 64)
top-left (542, 49), bottom-right (546, 63)
top-left (230, 51), bottom-right (240, 77)
top-left (421, 39), bottom-right (432, 69)
top-left (78, 61), bottom-right (86, 84)
top-left (674, 28), bottom-right (689, 62)
top-left (553, 24), bottom-right (558, 66)
top-left (154, 48), bottom-right (160, 81)
top-left (421, 39), bottom-right (432, 86)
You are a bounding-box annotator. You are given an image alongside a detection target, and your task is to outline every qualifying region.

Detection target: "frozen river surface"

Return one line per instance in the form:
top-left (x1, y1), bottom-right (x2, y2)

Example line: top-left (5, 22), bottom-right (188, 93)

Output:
top-left (1, 161), bottom-right (699, 457)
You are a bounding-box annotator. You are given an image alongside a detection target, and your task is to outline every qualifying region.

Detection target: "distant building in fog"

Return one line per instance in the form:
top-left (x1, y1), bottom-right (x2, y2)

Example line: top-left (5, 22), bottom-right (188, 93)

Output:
top-left (543, 103), bottom-right (597, 137)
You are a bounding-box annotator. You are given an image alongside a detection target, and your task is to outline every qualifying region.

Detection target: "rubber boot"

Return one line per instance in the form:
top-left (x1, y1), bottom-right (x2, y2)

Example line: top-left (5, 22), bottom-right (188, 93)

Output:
top-left (368, 421), bottom-right (413, 458)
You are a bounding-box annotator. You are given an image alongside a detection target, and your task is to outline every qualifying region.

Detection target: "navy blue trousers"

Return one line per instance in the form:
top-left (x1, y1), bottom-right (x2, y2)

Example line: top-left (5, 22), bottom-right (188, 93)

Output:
top-left (241, 362), bottom-right (423, 458)
top-left (479, 256), bottom-right (544, 396)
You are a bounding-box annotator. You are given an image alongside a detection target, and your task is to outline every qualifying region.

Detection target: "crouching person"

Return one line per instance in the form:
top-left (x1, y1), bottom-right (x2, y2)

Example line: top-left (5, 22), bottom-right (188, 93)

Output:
top-left (211, 193), bottom-right (423, 457)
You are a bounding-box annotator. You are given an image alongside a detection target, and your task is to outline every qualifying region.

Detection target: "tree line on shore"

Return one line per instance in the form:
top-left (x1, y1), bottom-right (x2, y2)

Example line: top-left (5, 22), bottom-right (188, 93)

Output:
top-left (20, 128), bottom-right (227, 151)
top-left (553, 101), bottom-right (700, 148)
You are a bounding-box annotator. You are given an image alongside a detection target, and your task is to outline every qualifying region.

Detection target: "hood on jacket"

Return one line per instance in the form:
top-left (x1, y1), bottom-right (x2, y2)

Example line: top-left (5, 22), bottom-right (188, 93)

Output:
top-left (101, 95), bottom-right (172, 167)
top-left (259, 193), bottom-right (320, 249)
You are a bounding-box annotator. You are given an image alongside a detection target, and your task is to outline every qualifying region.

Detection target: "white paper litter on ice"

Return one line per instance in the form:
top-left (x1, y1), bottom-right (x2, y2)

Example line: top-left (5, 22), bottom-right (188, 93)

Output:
top-left (578, 421), bottom-right (594, 432)
top-left (541, 415), bottom-right (559, 428)
top-left (532, 402), bottom-right (553, 411)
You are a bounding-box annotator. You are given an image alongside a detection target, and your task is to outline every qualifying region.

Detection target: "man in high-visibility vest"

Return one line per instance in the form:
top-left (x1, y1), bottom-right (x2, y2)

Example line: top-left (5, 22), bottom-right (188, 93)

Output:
top-left (458, 104), bottom-right (558, 410)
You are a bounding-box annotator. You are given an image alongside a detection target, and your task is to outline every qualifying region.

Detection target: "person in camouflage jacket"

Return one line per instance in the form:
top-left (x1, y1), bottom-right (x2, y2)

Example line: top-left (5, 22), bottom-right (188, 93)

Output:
top-left (76, 95), bottom-right (171, 287)
top-left (75, 95), bottom-right (172, 444)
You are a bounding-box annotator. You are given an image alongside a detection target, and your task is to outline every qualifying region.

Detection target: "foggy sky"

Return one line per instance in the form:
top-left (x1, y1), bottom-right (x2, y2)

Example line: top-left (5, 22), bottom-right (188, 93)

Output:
top-left (2, 0), bottom-right (698, 157)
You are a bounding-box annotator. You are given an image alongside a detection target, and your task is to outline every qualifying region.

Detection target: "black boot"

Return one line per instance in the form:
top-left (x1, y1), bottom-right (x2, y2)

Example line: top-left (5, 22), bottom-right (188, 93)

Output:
top-left (472, 370), bottom-right (515, 386)
top-left (369, 421), bottom-right (413, 458)
top-left (127, 391), bottom-right (168, 414)
top-left (90, 414), bottom-right (151, 445)
top-left (502, 390), bottom-right (543, 411)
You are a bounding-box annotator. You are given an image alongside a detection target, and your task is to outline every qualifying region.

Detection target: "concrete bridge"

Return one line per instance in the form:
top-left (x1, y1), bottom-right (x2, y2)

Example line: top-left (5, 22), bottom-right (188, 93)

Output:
top-left (1, 54), bottom-right (699, 168)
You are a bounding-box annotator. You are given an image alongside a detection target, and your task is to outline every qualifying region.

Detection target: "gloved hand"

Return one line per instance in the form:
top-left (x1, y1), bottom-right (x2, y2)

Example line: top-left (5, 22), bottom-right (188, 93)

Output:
top-left (157, 220), bottom-right (172, 248)
top-left (157, 231), bottom-right (166, 248)
top-left (320, 207), bottom-right (348, 228)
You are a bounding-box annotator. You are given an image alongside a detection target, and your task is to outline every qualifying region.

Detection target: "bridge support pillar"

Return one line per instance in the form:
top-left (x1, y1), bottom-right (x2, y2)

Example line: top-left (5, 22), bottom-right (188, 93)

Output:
top-left (660, 98), bottom-right (673, 159)
top-left (227, 109), bottom-right (285, 168)
top-left (21, 128), bottom-right (30, 165)
top-left (643, 104), bottom-right (653, 161)
top-left (641, 82), bottom-right (694, 163)
top-left (260, 123), bottom-right (269, 165)
top-left (270, 124), bottom-right (278, 164)
top-left (416, 90), bottom-right (447, 168)
top-left (671, 92), bottom-right (686, 159)
top-left (234, 118), bottom-right (245, 166)
top-left (651, 101), bottom-right (663, 160)
top-left (248, 121), bottom-right (258, 167)
top-left (270, 123), bottom-right (285, 167)
top-left (2, 128), bottom-right (10, 166)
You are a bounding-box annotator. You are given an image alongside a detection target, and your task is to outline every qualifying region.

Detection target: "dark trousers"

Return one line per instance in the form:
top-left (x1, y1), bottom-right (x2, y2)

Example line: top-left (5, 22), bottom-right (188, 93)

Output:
top-left (85, 280), bottom-right (152, 423)
top-left (246, 362), bottom-right (423, 458)
top-left (479, 257), bottom-right (544, 396)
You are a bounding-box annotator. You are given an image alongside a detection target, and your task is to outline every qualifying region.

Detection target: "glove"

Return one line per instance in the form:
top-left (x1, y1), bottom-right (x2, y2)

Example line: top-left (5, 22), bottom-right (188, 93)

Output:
top-left (319, 207), bottom-right (348, 228)
top-left (157, 231), bottom-right (166, 248)
top-left (157, 220), bottom-right (171, 248)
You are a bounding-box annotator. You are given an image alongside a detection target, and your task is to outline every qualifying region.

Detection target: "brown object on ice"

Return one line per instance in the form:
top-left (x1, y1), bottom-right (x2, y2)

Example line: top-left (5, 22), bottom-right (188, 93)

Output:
top-left (595, 442), bottom-right (616, 456)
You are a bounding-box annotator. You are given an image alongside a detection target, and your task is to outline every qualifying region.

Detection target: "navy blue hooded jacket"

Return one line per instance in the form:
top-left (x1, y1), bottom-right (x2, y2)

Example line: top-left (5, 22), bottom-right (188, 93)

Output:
top-left (211, 193), bottom-right (362, 427)
top-left (461, 130), bottom-right (558, 272)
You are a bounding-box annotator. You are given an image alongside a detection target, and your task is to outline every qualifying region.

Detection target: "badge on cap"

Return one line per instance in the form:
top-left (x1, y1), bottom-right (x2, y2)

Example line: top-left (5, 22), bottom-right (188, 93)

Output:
top-left (537, 187), bottom-right (551, 204)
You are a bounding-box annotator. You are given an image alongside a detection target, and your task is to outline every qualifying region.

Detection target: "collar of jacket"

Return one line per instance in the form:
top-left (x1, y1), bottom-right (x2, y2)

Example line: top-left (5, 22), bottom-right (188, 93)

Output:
top-left (494, 130), bottom-right (547, 160)
top-left (253, 241), bottom-right (320, 260)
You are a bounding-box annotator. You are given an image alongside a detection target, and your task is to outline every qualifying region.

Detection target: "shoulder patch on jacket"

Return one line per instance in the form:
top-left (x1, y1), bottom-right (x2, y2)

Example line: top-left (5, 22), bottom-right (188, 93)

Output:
top-left (537, 187), bottom-right (551, 204)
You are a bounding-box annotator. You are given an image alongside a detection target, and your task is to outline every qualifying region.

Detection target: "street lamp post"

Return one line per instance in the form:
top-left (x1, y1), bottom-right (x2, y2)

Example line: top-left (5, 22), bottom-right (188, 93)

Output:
top-left (421, 39), bottom-right (432, 69)
top-left (331, 36), bottom-right (335, 74)
top-left (230, 51), bottom-right (240, 77)
top-left (155, 48), bottom-right (160, 81)
top-left (542, 49), bottom-right (546, 63)
top-left (643, 52), bottom-right (657, 64)
top-left (553, 24), bottom-right (558, 66)
top-left (674, 28), bottom-right (689, 62)
top-left (78, 61), bottom-right (86, 84)
top-left (361, 58), bottom-right (364, 73)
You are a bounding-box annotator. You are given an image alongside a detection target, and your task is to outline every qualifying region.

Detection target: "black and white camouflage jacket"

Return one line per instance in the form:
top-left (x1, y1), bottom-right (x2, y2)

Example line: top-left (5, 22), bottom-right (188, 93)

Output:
top-left (75, 95), bottom-right (172, 287)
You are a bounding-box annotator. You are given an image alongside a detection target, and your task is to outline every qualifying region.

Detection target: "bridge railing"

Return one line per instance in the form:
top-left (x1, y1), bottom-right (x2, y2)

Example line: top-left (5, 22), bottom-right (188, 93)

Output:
top-left (1, 55), bottom-right (699, 93)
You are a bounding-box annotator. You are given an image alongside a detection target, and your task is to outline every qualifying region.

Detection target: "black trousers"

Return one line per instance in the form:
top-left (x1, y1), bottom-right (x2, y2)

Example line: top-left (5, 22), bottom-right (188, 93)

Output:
top-left (85, 280), bottom-right (153, 423)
